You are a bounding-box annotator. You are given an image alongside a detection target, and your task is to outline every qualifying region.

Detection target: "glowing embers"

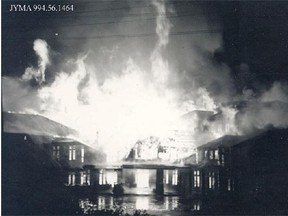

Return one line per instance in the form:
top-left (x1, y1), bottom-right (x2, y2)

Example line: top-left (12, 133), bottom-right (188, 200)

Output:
top-left (136, 169), bottom-right (150, 188)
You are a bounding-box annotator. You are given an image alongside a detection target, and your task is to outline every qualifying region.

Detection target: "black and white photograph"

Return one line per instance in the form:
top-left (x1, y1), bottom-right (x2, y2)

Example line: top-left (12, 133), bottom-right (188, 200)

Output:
top-left (2, 0), bottom-right (288, 215)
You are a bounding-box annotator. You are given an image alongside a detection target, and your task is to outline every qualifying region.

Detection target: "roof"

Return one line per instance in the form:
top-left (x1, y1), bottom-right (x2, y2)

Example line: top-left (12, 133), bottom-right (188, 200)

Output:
top-left (197, 134), bottom-right (248, 150)
top-left (122, 162), bottom-right (189, 169)
top-left (197, 127), bottom-right (288, 150)
top-left (2, 111), bottom-right (78, 138)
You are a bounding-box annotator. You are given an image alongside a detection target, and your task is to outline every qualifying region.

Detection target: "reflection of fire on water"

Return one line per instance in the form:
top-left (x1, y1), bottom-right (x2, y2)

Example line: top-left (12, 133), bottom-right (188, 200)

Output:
top-left (135, 197), bottom-right (149, 210)
top-left (79, 196), bottom-right (183, 213)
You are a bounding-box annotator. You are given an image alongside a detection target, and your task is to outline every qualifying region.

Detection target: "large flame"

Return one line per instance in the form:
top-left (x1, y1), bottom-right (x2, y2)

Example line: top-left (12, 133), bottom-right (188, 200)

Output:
top-left (6, 1), bottom-right (288, 163)
top-left (3, 0), bottom-right (238, 162)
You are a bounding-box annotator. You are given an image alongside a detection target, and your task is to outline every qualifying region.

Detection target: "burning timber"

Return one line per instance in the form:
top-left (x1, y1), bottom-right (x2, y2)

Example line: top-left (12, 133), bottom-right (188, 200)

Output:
top-left (2, 111), bottom-right (288, 214)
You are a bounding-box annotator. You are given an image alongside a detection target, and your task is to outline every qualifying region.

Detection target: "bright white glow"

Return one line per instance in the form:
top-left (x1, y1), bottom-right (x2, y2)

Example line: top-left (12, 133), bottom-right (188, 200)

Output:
top-left (208, 172), bottom-right (215, 189)
top-left (193, 170), bottom-right (200, 188)
top-left (99, 169), bottom-right (105, 185)
top-left (172, 170), bottom-right (178, 185)
top-left (68, 173), bottom-right (75, 186)
top-left (22, 39), bottom-right (49, 84)
top-left (136, 169), bottom-right (150, 188)
top-left (81, 147), bottom-right (84, 163)
top-left (164, 170), bottom-right (169, 184)
top-left (106, 171), bottom-right (117, 186)
top-left (16, 1), bottom-right (241, 163)
top-left (135, 196), bottom-right (149, 210)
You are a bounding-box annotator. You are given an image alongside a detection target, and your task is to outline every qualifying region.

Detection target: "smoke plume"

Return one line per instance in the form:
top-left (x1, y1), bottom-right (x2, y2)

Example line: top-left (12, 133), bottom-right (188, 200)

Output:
top-left (22, 39), bottom-right (50, 84)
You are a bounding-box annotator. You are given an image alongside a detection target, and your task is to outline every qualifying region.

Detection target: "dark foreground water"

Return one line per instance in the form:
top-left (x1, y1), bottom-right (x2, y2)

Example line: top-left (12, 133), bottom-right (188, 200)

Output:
top-left (79, 195), bottom-right (201, 215)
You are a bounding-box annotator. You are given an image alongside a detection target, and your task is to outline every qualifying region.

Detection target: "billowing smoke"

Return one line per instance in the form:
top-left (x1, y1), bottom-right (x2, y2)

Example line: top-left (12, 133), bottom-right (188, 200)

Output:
top-left (236, 82), bottom-right (288, 134)
top-left (3, 0), bottom-right (288, 162)
top-left (22, 39), bottom-right (50, 84)
top-left (150, 0), bottom-right (172, 86)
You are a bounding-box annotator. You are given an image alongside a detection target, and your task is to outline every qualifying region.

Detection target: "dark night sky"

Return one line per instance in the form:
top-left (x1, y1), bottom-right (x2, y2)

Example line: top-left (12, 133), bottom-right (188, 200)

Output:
top-left (2, 1), bottom-right (288, 93)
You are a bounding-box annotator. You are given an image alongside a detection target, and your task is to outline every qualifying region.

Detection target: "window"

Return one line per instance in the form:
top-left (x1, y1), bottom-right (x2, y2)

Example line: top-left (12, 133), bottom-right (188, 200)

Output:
top-left (69, 145), bottom-right (76, 161)
top-left (193, 170), bottom-right (201, 188)
top-left (221, 154), bottom-right (225, 166)
top-left (52, 146), bottom-right (60, 160)
top-left (228, 178), bottom-right (231, 191)
top-left (209, 151), bottom-right (214, 160)
top-left (164, 170), bottom-right (169, 184)
top-left (204, 150), bottom-right (208, 158)
top-left (193, 200), bottom-right (201, 211)
top-left (81, 147), bottom-right (85, 163)
top-left (227, 178), bottom-right (234, 191)
top-left (208, 172), bottom-right (215, 189)
top-left (99, 169), bottom-right (106, 185)
top-left (81, 172), bottom-right (84, 185)
top-left (172, 170), bottom-right (178, 185)
top-left (86, 170), bottom-right (90, 185)
top-left (207, 149), bottom-right (219, 161)
top-left (68, 173), bottom-right (75, 186)
top-left (214, 149), bottom-right (219, 160)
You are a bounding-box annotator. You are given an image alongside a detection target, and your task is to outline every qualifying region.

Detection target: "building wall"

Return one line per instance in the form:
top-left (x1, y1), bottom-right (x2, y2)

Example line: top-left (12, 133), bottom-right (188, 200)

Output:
top-left (231, 130), bottom-right (288, 211)
top-left (2, 133), bottom-right (67, 215)
top-left (46, 141), bottom-right (98, 169)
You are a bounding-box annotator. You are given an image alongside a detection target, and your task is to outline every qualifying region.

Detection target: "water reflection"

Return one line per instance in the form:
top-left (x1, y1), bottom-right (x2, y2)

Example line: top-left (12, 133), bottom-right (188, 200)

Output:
top-left (79, 196), bottom-right (201, 214)
top-left (135, 196), bottom-right (149, 210)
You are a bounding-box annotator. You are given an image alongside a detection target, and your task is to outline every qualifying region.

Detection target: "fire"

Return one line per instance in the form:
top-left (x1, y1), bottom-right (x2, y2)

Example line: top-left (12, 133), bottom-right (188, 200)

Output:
top-left (3, 0), bottom-right (245, 162)
top-left (38, 56), bottom-right (185, 161)
top-left (33, 1), bottom-right (196, 162)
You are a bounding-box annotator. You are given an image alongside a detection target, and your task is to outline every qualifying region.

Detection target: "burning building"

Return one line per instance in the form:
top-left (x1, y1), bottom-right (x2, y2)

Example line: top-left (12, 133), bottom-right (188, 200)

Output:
top-left (2, 109), bottom-right (288, 214)
top-left (3, 0), bottom-right (288, 214)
